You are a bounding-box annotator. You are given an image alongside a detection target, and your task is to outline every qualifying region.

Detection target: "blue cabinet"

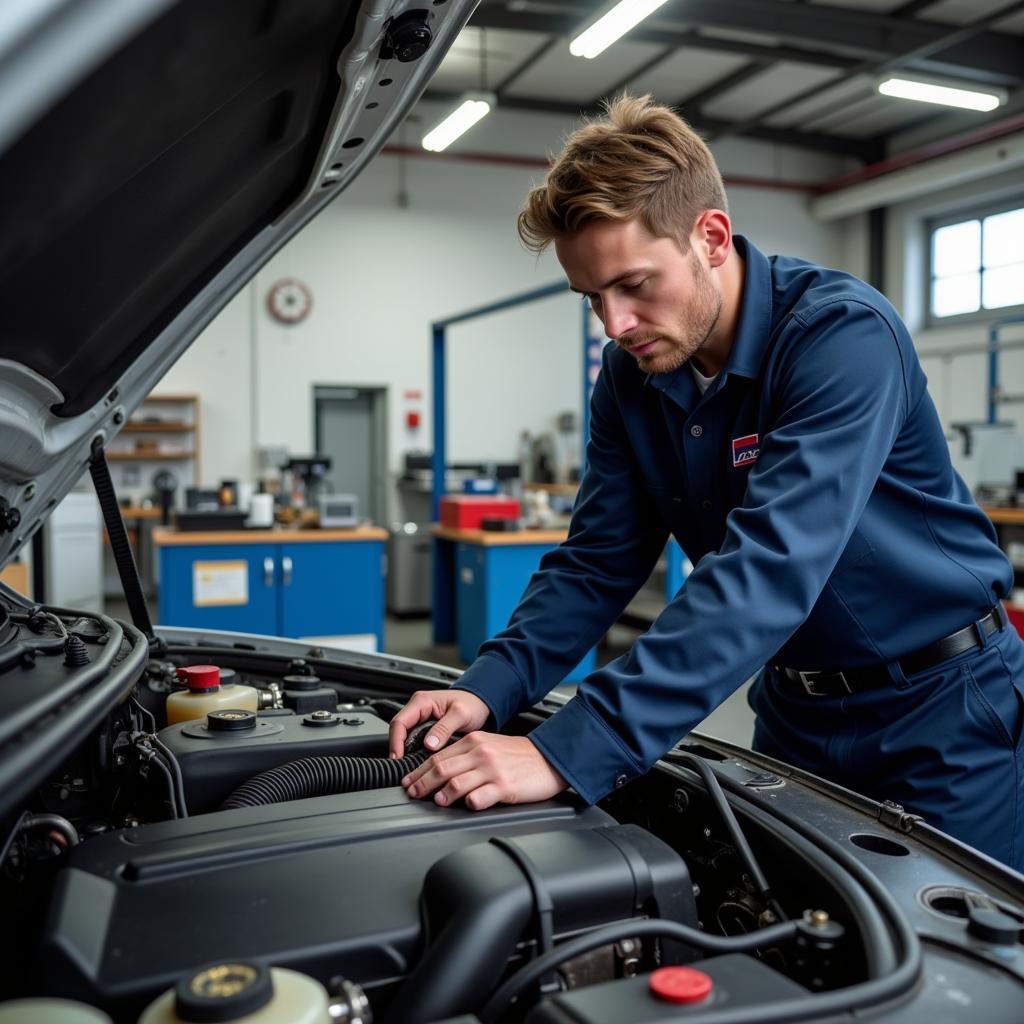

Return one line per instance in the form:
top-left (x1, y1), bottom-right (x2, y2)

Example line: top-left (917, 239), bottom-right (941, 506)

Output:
top-left (159, 543), bottom-right (279, 635)
top-left (158, 534), bottom-right (385, 649)
top-left (278, 541), bottom-right (383, 645)
top-left (455, 539), bottom-right (596, 683)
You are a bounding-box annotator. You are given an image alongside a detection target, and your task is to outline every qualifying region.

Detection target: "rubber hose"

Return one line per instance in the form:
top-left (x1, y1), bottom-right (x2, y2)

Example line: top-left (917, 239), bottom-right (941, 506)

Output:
top-left (220, 752), bottom-right (428, 809)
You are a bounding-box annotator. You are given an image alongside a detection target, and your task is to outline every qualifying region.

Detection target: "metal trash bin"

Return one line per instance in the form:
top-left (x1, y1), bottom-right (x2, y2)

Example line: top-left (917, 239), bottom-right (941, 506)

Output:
top-left (387, 522), bottom-right (432, 616)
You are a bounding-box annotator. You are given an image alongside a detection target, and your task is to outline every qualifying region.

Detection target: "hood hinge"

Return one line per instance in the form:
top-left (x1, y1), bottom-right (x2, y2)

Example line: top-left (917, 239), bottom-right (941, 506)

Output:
top-left (878, 799), bottom-right (922, 833)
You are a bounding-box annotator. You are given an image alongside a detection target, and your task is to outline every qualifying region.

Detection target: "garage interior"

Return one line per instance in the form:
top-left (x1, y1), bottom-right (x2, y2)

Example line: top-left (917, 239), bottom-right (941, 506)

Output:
top-left (7, 0), bottom-right (1024, 753)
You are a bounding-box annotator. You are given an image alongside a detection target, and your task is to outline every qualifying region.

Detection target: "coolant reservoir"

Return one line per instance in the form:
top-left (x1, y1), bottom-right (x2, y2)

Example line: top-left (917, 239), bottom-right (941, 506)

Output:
top-left (166, 665), bottom-right (259, 725)
top-left (0, 999), bottom-right (112, 1022)
top-left (138, 963), bottom-right (332, 1024)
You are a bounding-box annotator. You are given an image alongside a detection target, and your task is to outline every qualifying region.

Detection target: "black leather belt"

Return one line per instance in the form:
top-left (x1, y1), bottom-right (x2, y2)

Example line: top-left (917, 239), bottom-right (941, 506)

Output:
top-left (773, 604), bottom-right (1008, 697)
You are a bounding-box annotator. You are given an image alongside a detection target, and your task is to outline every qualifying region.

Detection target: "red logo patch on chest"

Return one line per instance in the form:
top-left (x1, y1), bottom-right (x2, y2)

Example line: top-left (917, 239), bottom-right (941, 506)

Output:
top-left (732, 433), bottom-right (760, 467)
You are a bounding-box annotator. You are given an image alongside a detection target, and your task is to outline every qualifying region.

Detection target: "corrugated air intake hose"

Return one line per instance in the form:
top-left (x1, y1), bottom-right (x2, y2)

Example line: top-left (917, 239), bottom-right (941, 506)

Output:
top-left (220, 752), bottom-right (429, 810)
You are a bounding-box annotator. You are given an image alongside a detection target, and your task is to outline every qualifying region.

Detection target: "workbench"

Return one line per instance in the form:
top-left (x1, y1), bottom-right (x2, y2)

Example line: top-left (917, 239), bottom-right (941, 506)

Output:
top-left (983, 506), bottom-right (1024, 594)
top-left (432, 526), bottom-right (597, 681)
top-left (154, 526), bottom-right (387, 649)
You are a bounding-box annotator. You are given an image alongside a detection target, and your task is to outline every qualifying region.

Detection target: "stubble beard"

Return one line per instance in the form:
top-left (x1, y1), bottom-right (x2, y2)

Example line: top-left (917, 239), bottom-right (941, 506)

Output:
top-left (635, 256), bottom-right (722, 376)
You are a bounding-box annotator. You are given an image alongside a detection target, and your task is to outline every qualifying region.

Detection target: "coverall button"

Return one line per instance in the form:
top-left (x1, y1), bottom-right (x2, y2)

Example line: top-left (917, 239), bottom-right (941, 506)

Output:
top-left (701, 499), bottom-right (713, 511)
top-left (690, 424), bottom-right (703, 438)
top-left (614, 774), bottom-right (628, 788)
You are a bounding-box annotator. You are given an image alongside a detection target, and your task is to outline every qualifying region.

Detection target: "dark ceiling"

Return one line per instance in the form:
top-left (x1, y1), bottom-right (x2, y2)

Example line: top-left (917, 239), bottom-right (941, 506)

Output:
top-left (422, 0), bottom-right (1024, 162)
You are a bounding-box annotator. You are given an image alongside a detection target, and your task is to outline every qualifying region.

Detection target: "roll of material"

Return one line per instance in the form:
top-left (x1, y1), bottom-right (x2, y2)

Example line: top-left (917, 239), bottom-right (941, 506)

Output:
top-left (236, 482), bottom-right (256, 514)
top-left (246, 493), bottom-right (274, 528)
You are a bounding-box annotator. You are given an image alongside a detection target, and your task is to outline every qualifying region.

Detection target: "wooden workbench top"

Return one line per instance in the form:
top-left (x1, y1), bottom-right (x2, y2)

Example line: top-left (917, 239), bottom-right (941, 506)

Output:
top-left (432, 525), bottom-right (569, 546)
top-left (153, 526), bottom-right (388, 546)
top-left (983, 506), bottom-right (1024, 525)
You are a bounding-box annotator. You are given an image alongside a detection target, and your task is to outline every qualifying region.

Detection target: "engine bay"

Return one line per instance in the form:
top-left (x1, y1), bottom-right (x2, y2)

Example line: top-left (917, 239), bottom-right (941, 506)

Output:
top-left (1, 599), bottom-right (1023, 1023)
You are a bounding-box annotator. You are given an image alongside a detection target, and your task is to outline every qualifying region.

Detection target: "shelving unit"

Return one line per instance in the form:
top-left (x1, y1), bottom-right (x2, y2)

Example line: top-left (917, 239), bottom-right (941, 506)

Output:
top-left (106, 394), bottom-right (201, 503)
top-left (103, 393), bottom-right (201, 599)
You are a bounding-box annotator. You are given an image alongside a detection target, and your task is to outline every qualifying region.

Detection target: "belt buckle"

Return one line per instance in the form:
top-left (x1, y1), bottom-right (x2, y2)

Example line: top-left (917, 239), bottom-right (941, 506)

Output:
top-left (797, 669), bottom-right (851, 696)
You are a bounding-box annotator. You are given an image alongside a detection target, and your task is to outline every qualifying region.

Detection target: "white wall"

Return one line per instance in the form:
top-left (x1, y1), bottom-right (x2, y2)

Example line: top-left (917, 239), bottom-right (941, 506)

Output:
top-left (884, 166), bottom-right (1024, 431)
top-left (164, 105), bottom-right (856, 519)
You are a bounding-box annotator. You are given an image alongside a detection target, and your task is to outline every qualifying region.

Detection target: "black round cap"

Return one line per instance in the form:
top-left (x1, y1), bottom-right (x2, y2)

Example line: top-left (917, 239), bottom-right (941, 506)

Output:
top-left (175, 962), bottom-right (273, 1022)
top-left (206, 709), bottom-right (258, 733)
top-left (967, 907), bottom-right (1022, 946)
top-left (283, 674), bottom-right (321, 692)
top-left (303, 711), bottom-right (341, 728)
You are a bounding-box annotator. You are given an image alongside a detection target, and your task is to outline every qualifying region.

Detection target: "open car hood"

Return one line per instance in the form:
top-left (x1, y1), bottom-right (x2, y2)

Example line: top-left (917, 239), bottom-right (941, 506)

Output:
top-left (0, 0), bottom-right (475, 568)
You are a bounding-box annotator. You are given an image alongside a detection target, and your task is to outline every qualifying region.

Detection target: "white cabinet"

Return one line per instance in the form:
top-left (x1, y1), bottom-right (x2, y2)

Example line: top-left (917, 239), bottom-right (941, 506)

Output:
top-left (45, 492), bottom-right (102, 612)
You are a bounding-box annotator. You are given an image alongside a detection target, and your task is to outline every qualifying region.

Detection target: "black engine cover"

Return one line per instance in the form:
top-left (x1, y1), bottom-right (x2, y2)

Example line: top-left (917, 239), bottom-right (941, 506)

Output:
top-left (34, 788), bottom-right (696, 1022)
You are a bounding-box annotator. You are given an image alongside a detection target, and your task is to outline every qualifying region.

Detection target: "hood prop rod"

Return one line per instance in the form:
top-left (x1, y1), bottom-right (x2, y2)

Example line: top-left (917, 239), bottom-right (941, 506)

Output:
top-left (89, 440), bottom-right (155, 643)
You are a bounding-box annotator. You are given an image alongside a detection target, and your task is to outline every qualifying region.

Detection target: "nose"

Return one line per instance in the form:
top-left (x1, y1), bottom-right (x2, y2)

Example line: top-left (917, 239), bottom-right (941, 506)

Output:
top-left (600, 296), bottom-right (639, 340)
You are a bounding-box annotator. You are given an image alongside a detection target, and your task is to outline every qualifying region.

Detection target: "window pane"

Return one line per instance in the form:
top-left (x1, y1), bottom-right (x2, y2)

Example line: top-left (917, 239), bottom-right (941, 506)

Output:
top-left (932, 272), bottom-right (980, 317)
top-left (983, 208), bottom-right (1024, 269)
top-left (933, 220), bottom-right (980, 276)
top-left (983, 263), bottom-right (1024, 310)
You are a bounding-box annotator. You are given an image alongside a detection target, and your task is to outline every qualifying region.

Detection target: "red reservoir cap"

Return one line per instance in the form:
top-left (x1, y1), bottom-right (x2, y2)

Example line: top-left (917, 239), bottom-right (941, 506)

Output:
top-left (649, 966), bottom-right (713, 1005)
top-left (176, 665), bottom-right (221, 691)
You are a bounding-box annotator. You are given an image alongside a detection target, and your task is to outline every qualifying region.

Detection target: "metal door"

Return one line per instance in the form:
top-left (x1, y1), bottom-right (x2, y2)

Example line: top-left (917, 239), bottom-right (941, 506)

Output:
top-left (314, 386), bottom-right (387, 524)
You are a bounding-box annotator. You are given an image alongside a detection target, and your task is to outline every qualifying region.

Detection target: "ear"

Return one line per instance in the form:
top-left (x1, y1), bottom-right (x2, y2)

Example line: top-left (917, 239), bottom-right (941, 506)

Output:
top-left (692, 210), bottom-right (732, 270)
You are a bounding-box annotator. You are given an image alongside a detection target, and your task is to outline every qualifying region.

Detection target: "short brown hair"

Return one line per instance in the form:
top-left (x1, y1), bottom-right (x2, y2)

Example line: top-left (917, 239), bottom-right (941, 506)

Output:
top-left (517, 94), bottom-right (727, 254)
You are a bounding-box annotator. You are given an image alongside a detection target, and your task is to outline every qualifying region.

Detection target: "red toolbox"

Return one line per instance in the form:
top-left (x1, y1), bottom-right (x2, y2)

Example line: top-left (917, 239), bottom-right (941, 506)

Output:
top-left (440, 495), bottom-right (521, 529)
top-left (1004, 602), bottom-right (1024, 639)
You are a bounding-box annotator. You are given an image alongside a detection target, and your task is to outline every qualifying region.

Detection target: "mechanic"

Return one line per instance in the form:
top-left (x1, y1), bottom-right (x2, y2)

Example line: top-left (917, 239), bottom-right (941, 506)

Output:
top-left (389, 95), bottom-right (1024, 870)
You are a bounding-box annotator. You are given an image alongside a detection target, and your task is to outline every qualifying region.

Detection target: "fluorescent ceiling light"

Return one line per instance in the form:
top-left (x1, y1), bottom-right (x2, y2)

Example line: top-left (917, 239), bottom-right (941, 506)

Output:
top-left (422, 93), bottom-right (494, 152)
top-left (570, 0), bottom-right (671, 59)
top-left (877, 75), bottom-right (1006, 113)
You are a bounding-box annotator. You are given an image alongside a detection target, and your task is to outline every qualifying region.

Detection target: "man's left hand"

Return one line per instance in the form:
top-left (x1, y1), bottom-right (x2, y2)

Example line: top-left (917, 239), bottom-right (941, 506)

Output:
top-left (401, 732), bottom-right (568, 810)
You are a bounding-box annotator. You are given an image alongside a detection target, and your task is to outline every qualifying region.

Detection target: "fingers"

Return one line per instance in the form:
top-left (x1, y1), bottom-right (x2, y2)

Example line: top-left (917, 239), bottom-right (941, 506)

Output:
top-left (388, 692), bottom-right (436, 758)
top-left (422, 706), bottom-right (469, 752)
top-left (388, 690), bottom-right (490, 758)
top-left (464, 783), bottom-right (503, 811)
top-left (401, 734), bottom-right (570, 813)
top-left (403, 747), bottom-right (476, 797)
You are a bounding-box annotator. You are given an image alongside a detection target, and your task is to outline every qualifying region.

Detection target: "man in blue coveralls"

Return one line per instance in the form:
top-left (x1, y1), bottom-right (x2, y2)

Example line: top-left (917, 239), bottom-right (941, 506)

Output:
top-left (390, 95), bottom-right (1024, 869)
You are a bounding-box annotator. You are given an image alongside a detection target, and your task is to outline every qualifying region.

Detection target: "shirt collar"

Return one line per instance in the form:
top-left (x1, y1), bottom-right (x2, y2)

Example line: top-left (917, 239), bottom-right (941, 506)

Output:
top-left (644, 233), bottom-right (774, 397)
top-left (723, 234), bottom-right (774, 380)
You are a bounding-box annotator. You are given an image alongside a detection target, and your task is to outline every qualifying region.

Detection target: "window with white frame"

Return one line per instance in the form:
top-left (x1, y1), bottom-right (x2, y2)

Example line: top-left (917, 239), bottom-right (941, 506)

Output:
top-left (929, 202), bottom-right (1024, 321)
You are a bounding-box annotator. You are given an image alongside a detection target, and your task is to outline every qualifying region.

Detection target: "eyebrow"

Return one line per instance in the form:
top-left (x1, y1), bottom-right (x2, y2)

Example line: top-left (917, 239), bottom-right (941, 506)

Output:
top-left (568, 269), bottom-right (648, 295)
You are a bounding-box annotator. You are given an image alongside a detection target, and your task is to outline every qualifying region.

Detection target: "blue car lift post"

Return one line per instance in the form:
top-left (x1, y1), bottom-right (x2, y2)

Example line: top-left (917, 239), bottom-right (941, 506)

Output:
top-left (431, 281), bottom-right (576, 645)
top-left (987, 314), bottom-right (1024, 425)
top-left (430, 282), bottom-right (688, 650)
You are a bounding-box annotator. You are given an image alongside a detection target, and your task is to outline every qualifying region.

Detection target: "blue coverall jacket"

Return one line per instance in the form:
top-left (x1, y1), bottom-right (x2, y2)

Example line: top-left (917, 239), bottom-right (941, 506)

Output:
top-left (454, 236), bottom-right (1019, 854)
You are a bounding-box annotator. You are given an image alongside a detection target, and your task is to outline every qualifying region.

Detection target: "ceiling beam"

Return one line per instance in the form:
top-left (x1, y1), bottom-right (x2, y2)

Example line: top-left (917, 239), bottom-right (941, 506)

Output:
top-left (592, 44), bottom-right (677, 103)
top-left (661, 0), bottom-right (1023, 83)
top-left (468, 8), bottom-right (862, 72)
top-left (705, 0), bottom-right (1024, 144)
top-left (471, 0), bottom-right (1024, 86)
top-left (674, 59), bottom-right (773, 112)
top-left (494, 36), bottom-right (559, 94)
top-left (421, 88), bottom-right (883, 159)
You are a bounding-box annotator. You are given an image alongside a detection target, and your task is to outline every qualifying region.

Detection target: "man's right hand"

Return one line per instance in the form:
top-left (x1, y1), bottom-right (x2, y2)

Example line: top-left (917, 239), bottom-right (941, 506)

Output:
top-left (388, 689), bottom-right (491, 759)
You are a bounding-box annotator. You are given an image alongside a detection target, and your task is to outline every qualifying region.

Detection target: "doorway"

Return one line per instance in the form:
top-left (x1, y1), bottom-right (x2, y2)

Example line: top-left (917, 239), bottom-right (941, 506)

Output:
top-left (314, 385), bottom-right (388, 525)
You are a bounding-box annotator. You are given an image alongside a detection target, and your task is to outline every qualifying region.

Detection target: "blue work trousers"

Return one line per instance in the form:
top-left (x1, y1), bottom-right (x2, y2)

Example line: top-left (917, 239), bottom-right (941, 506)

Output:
top-left (749, 623), bottom-right (1024, 871)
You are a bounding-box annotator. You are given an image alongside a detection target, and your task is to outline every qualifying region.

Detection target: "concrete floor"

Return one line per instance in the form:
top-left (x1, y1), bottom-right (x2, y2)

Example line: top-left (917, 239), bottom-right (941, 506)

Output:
top-left (110, 599), bottom-right (755, 749)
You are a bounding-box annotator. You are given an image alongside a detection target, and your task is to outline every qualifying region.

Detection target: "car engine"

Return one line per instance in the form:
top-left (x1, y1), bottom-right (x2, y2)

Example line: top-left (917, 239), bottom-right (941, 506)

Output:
top-left (1, 599), bottom-right (1023, 1024)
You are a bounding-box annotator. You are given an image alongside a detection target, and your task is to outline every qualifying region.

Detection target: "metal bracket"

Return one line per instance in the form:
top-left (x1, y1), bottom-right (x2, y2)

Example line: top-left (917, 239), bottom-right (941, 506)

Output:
top-left (0, 497), bottom-right (21, 535)
top-left (878, 799), bottom-right (923, 833)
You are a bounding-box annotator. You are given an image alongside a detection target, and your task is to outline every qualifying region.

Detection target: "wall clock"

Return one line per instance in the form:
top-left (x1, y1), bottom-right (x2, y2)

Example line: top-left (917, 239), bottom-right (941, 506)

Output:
top-left (267, 278), bottom-right (313, 324)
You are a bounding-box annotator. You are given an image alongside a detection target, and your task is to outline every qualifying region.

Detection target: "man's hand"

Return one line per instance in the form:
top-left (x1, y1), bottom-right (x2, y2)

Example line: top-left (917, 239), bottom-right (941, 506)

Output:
top-left (402, 732), bottom-right (568, 810)
top-left (388, 689), bottom-right (491, 759)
